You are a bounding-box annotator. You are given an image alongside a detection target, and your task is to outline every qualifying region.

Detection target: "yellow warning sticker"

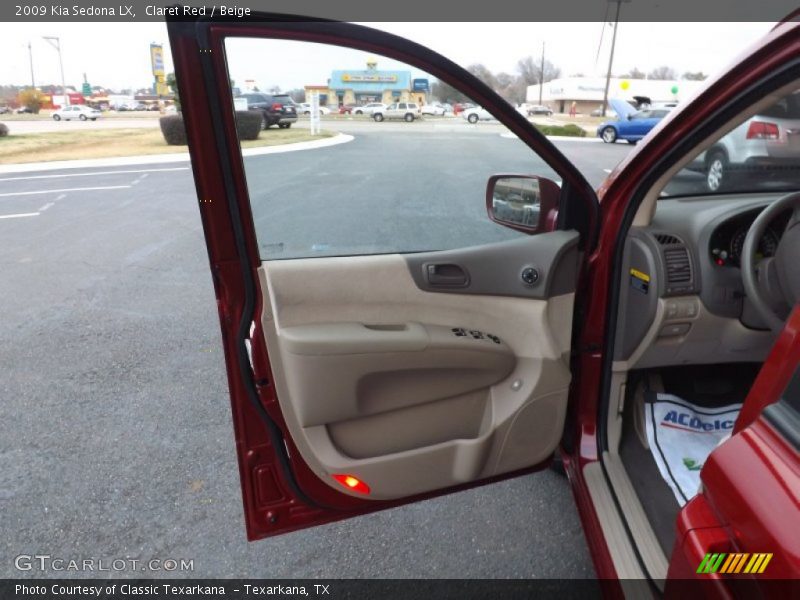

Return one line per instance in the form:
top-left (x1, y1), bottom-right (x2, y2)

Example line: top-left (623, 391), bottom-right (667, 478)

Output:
top-left (629, 268), bottom-right (651, 283)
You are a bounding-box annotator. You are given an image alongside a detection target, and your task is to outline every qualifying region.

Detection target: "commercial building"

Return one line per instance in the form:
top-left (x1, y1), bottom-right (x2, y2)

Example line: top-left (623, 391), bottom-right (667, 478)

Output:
top-left (526, 76), bottom-right (705, 114)
top-left (305, 59), bottom-right (429, 107)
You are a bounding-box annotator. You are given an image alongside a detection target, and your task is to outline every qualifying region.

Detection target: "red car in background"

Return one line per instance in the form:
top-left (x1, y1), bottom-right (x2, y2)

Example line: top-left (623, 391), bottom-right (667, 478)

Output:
top-left (168, 14), bottom-right (800, 597)
top-left (339, 104), bottom-right (356, 114)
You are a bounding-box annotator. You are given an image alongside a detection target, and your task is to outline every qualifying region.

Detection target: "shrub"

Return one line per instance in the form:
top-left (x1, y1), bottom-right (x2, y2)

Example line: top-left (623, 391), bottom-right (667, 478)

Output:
top-left (0, 123), bottom-right (8, 137)
top-left (18, 88), bottom-right (43, 114)
top-left (534, 123), bottom-right (587, 138)
top-left (159, 114), bottom-right (187, 145)
top-left (235, 110), bottom-right (262, 141)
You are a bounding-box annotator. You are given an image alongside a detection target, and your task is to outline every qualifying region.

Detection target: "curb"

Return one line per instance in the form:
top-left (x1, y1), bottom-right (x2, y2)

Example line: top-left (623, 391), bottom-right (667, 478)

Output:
top-left (0, 133), bottom-right (354, 175)
top-left (500, 132), bottom-right (602, 142)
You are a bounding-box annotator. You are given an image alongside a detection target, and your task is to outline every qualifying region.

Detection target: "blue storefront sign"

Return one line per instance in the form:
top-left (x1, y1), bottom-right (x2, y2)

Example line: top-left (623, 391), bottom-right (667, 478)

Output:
top-left (412, 78), bottom-right (430, 92)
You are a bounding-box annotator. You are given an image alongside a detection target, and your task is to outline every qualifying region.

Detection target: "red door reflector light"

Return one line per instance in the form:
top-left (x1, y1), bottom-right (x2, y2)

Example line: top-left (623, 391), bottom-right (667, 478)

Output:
top-left (332, 474), bottom-right (370, 495)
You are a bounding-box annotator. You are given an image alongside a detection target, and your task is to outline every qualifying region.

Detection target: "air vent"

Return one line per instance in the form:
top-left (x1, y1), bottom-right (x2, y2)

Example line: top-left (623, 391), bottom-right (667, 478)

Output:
top-left (655, 233), bottom-right (682, 245)
top-left (664, 246), bottom-right (693, 295)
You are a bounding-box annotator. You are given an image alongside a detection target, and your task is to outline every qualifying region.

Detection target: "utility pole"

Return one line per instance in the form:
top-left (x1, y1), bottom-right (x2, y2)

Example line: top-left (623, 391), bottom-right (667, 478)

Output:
top-left (601, 0), bottom-right (626, 117)
top-left (42, 36), bottom-right (68, 107)
top-left (27, 42), bottom-right (35, 88)
top-left (538, 41), bottom-right (545, 105)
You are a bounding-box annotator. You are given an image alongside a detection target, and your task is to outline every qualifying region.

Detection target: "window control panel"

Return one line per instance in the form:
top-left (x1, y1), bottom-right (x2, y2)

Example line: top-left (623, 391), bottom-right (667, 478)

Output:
top-left (451, 327), bottom-right (502, 344)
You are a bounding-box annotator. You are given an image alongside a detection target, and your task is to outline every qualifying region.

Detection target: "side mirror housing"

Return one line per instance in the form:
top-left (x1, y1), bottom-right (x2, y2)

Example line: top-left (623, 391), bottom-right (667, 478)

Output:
top-left (485, 175), bottom-right (560, 234)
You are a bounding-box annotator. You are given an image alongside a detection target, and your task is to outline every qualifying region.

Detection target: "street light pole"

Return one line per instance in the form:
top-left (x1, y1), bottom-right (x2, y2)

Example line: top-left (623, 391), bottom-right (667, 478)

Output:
top-left (27, 42), bottom-right (35, 88)
top-left (538, 41), bottom-right (545, 106)
top-left (42, 36), bottom-right (68, 107)
top-left (601, 0), bottom-right (624, 118)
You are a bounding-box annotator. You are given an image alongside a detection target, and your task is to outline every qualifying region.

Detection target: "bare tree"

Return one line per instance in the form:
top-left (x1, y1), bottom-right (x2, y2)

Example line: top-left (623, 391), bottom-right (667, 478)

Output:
top-left (516, 56), bottom-right (561, 85)
top-left (431, 79), bottom-right (469, 104)
top-left (682, 71), bottom-right (708, 81)
top-left (467, 63), bottom-right (498, 89)
top-left (620, 67), bottom-right (646, 79)
top-left (286, 88), bottom-right (305, 102)
top-left (494, 72), bottom-right (526, 104)
top-left (647, 66), bottom-right (678, 80)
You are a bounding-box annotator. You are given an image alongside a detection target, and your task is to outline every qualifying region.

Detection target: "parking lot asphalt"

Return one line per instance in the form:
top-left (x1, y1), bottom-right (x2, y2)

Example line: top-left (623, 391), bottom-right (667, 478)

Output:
top-left (0, 128), bottom-right (631, 579)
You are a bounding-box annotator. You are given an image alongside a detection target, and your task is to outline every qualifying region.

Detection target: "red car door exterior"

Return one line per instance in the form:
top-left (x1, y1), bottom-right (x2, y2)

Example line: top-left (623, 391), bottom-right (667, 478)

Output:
top-left (666, 305), bottom-right (800, 596)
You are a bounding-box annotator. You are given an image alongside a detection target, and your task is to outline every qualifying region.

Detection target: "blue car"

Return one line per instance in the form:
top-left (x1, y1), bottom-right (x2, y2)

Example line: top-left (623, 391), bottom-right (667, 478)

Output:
top-left (597, 98), bottom-right (671, 144)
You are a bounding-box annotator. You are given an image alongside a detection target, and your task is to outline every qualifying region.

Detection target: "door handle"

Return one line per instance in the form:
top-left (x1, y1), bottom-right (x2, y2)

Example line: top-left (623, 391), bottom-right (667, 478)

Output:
top-left (425, 263), bottom-right (469, 287)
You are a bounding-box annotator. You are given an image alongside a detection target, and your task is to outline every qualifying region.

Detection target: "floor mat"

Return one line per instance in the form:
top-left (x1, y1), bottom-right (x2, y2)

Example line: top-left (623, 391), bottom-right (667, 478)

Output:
top-left (645, 393), bottom-right (741, 506)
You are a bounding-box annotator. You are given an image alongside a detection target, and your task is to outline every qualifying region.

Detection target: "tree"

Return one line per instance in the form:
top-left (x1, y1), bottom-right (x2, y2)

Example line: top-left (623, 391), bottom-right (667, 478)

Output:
top-left (286, 88), bottom-right (305, 103)
top-left (431, 79), bottom-right (469, 104)
top-left (18, 88), bottom-right (43, 114)
top-left (682, 71), bottom-right (708, 81)
top-left (494, 72), bottom-right (526, 104)
top-left (621, 67), bottom-right (646, 79)
top-left (516, 56), bottom-right (561, 86)
top-left (467, 64), bottom-right (497, 89)
top-left (166, 73), bottom-right (180, 110)
top-left (648, 66), bottom-right (678, 80)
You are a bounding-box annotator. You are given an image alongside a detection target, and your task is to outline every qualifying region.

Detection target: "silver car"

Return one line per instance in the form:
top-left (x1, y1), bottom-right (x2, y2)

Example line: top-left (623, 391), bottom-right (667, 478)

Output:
top-left (693, 93), bottom-right (800, 191)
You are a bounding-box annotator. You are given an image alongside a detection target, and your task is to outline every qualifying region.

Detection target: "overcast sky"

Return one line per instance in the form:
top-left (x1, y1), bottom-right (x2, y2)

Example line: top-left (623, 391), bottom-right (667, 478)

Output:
top-left (0, 22), bottom-right (774, 91)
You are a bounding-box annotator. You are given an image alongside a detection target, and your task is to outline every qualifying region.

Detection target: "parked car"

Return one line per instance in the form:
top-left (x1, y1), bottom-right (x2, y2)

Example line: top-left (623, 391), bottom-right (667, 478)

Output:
top-left (238, 92), bottom-right (298, 129)
top-left (372, 102), bottom-right (420, 122)
top-left (15, 106), bottom-right (33, 114)
top-left (687, 94), bottom-right (800, 191)
top-left (337, 104), bottom-right (356, 114)
top-left (298, 103), bottom-right (331, 115)
top-left (462, 106), bottom-right (495, 123)
top-left (421, 103), bottom-right (447, 116)
top-left (52, 105), bottom-right (102, 121)
top-left (596, 99), bottom-right (671, 143)
top-left (0, 106), bottom-right (10, 115)
top-left (352, 102), bottom-right (385, 116)
top-left (168, 16), bottom-right (800, 592)
top-left (527, 104), bottom-right (553, 116)
top-left (452, 102), bottom-right (475, 115)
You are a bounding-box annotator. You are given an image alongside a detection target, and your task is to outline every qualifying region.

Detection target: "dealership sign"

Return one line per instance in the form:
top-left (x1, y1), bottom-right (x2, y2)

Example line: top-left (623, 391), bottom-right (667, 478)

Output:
top-left (342, 74), bottom-right (398, 83)
top-left (412, 78), bottom-right (430, 92)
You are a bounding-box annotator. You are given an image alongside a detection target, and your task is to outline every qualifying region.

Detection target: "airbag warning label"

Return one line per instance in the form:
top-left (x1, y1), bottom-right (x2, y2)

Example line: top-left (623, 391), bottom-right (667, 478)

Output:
top-left (629, 268), bottom-right (650, 294)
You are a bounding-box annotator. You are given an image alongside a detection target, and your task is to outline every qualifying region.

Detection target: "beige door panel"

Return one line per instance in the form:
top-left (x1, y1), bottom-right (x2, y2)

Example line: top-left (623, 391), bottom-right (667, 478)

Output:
top-left (257, 242), bottom-right (575, 501)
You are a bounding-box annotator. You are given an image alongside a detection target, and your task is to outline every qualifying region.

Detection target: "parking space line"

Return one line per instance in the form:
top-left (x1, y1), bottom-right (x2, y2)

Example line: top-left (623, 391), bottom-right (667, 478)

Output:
top-left (0, 212), bottom-right (39, 220)
top-left (0, 185), bottom-right (130, 198)
top-left (0, 167), bottom-right (188, 182)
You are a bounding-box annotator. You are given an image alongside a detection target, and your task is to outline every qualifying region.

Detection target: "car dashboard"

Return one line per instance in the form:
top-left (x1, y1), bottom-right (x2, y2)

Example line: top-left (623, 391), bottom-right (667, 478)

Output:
top-left (613, 194), bottom-right (785, 369)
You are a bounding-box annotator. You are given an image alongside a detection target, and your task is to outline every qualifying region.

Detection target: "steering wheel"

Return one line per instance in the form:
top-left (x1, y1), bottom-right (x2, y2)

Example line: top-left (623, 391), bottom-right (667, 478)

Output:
top-left (741, 192), bottom-right (800, 331)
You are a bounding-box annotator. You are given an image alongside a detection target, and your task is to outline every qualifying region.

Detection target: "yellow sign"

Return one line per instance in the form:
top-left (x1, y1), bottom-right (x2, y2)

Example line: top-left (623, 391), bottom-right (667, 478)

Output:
top-left (150, 44), bottom-right (165, 77)
top-left (341, 73), bottom-right (397, 83)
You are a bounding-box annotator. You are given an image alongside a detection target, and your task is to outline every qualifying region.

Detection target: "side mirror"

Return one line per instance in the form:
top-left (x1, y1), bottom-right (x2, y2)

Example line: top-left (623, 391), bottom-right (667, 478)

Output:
top-left (486, 175), bottom-right (560, 234)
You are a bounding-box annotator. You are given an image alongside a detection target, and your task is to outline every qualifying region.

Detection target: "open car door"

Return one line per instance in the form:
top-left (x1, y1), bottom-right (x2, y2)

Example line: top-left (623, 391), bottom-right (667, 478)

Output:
top-left (167, 14), bottom-right (598, 540)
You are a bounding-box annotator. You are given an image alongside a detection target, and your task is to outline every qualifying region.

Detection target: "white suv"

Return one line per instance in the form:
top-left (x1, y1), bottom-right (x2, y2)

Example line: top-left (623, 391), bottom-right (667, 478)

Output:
top-left (373, 102), bottom-right (421, 122)
top-left (691, 93), bottom-right (800, 191)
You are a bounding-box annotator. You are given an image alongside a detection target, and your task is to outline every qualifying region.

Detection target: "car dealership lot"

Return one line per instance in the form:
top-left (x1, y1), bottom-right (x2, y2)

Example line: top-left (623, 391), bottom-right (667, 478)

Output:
top-left (0, 130), bottom-right (630, 578)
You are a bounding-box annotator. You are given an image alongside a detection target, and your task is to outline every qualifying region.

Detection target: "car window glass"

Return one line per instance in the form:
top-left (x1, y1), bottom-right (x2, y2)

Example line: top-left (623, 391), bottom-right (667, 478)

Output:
top-left (663, 85), bottom-right (800, 197)
top-left (224, 37), bottom-right (562, 260)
